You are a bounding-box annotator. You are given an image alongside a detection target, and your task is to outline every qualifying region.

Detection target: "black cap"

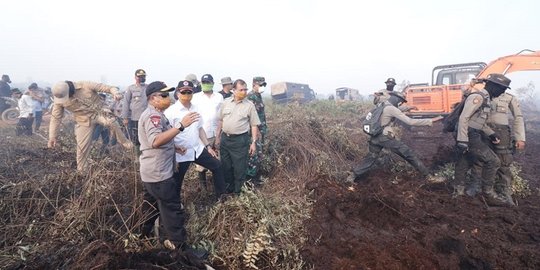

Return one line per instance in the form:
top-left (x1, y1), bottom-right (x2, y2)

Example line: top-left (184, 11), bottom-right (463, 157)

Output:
top-left (385, 78), bottom-right (396, 85)
top-left (484, 73), bottom-right (511, 89)
top-left (201, 74), bottom-right (214, 83)
top-left (28, 83), bottom-right (38, 89)
top-left (177, 80), bottom-right (194, 90)
top-left (146, 81), bottom-right (175, 97)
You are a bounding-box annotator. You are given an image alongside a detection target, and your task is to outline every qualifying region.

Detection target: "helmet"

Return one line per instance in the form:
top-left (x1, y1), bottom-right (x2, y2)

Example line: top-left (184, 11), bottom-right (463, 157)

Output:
top-left (484, 73), bottom-right (511, 89)
top-left (385, 78), bottom-right (396, 85)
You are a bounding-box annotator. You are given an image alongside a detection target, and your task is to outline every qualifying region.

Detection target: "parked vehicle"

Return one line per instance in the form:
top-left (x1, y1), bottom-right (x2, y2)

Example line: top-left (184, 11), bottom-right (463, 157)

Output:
top-left (270, 82), bottom-right (316, 104)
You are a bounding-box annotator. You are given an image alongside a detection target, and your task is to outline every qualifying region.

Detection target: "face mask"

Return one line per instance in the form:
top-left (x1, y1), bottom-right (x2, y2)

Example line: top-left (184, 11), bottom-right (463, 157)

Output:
top-left (386, 84), bottom-right (395, 91)
top-left (180, 94), bottom-right (193, 102)
top-left (138, 76), bottom-right (146, 83)
top-left (234, 90), bottom-right (247, 100)
top-left (485, 82), bottom-right (506, 98)
top-left (201, 83), bottom-right (214, 92)
top-left (154, 96), bottom-right (172, 110)
top-left (258, 86), bottom-right (266, 93)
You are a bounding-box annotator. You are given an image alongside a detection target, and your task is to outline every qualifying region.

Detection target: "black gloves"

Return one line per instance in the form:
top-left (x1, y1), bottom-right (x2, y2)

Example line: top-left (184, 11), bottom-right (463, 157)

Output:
top-left (456, 142), bottom-right (469, 154)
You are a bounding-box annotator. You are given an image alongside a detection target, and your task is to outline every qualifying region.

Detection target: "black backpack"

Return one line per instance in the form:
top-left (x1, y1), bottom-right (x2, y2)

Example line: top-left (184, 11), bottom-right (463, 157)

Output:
top-left (362, 103), bottom-right (389, 136)
top-left (442, 91), bottom-right (488, 133)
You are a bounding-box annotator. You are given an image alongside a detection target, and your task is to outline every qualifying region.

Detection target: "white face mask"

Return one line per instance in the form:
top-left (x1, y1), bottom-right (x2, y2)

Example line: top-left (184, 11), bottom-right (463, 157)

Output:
top-left (258, 86), bottom-right (266, 93)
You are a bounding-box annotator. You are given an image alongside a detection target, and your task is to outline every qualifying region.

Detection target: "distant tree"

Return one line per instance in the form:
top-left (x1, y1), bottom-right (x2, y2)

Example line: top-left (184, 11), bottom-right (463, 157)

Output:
top-left (515, 81), bottom-right (538, 111)
top-left (396, 80), bottom-right (410, 92)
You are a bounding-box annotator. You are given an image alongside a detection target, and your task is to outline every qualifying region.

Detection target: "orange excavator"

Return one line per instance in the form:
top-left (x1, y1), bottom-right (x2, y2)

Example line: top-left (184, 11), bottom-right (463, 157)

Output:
top-left (404, 49), bottom-right (540, 117)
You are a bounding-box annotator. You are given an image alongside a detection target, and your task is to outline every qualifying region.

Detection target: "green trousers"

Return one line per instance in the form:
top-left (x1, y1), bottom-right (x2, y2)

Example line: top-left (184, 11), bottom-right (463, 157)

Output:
top-left (220, 132), bottom-right (250, 193)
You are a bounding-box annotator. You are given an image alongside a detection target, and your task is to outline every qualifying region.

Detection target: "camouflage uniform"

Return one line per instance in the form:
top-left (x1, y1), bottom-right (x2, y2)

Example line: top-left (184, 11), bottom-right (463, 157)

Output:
top-left (246, 90), bottom-right (267, 182)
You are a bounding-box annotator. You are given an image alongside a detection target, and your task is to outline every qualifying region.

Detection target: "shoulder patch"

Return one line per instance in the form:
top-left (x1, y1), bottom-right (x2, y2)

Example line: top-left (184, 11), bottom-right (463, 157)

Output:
top-left (473, 97), bottom-right (481, 104)
top-left (150, 115), bottom-right (161, 128)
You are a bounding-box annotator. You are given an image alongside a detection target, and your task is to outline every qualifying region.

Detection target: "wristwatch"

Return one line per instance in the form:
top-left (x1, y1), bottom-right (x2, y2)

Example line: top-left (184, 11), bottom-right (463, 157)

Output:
top-left (175, 122), bottom-right (185, 131)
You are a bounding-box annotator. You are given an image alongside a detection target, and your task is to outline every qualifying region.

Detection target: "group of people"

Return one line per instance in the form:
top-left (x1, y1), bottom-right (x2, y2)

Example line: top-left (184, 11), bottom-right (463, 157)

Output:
top-left (349, 74), bottom-right (525, 207)
top-left (41, 69), bottom-right (268, 256)
top-left (0, 75), bottom-right (51, 136)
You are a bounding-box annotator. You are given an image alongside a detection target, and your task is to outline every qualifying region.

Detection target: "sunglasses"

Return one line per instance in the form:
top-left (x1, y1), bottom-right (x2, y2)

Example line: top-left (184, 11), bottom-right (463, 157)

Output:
top-left (156, 92), bottom-right (170, 98)
top-left (179, 91), bottom-right (193, 95)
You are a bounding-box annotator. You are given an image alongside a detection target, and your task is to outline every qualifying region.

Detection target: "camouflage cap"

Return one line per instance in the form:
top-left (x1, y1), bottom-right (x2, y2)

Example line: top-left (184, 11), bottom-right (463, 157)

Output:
top-left (185, 73), bottom-right (199, 84)
top-left (253, 76), bottom-right (267, 87)
top-left (484, 73), bottom-right (511, 89)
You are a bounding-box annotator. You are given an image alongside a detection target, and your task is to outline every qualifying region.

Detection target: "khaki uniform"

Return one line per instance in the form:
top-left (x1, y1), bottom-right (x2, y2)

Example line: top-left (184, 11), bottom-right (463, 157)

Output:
top-left (373, 89), bottom-right (391, 105)
top-left (137, 104), bottom-right (187, 246)
top-left (49, 81), bottom-right (132, 171)
top-left (122, 83), bottom-right (148, 145)
top-left (471, 93), bottom-right (525, 198)
top-left (454, 89), bottom-right (500, 192)
top-left (219, 97), bottom-right (261, 193)
top-left (353, 103), bottom-right (434, 178)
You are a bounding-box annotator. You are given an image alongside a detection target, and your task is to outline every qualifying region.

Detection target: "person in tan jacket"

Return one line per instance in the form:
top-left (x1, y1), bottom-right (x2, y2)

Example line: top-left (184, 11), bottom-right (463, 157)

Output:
top-left (48, 81), bottom-right (133, 171)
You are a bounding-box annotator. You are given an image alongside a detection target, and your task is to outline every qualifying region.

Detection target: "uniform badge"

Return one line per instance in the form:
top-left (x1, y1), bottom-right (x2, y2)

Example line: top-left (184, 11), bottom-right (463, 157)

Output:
top-left (150, 115), bottom-right (161, 128)
top-left (473, 97), bottom-right (481, 104)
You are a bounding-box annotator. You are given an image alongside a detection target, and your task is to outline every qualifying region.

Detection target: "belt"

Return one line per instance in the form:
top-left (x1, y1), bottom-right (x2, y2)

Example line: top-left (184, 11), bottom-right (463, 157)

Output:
top-left (222, 131), bottom-right (248, 137)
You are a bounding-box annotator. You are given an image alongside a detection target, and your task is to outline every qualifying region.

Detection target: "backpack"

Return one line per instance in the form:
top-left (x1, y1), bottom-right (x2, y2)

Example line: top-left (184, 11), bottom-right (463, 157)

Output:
top-left (362, 103), bottom-right (389, 136)
top-left (442, 91), bottom-right (488, 133)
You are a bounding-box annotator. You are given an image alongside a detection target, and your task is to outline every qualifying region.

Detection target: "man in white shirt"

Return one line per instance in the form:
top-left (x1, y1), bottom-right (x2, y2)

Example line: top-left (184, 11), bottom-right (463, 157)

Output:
top-left (164, 80), bottom-right (226, 199)
top-left (191, 74), bottom-right (224, 191)
top-left (17, 90), bottom-right (36, 136)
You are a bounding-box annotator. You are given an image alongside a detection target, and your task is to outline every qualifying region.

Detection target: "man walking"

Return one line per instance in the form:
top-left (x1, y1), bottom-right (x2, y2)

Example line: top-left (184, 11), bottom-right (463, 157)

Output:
top-left (137, 81), bottom-right (205, 257)
top-left (48, 81), bottom-right (133, 171)
top-left (215, 79), bottom-right (261, 193)
top-left (192, 74), bottom-right (224, 191)
top-left (122, 69), bottom-right (148, 146)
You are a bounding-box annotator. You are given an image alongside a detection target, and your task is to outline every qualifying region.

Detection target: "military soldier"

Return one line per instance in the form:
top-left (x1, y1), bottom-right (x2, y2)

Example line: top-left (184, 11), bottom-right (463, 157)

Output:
top-left (121, 69), bottom-right (148, 146)
top-left (219, 77), bottom-right (233, 99)
top-left (215, 79), bottom-right (261, 193)
top-left (137, 81), bottom-right (205, 257)
top-left (246, 76), bottom-right (268, 184)
top-left (48, 81), bottom-right (133, 171)
top-left (454, 73), bottom-right (511, 205)
top-left (348, 92), bottom-right (444, 182)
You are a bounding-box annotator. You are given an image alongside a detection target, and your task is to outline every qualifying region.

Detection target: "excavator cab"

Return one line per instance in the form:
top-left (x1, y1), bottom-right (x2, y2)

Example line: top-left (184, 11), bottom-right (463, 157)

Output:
top-left (433, 62), bottom-right (486, 85)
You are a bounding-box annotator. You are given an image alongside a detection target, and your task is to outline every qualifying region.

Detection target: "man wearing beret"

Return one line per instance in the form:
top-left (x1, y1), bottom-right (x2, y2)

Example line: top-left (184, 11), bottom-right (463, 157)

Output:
top-left (48, 81), bottom-right (132, 171)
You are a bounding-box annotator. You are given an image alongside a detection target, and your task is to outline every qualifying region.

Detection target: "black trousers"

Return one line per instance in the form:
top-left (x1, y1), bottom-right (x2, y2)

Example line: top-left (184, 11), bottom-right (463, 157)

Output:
top-left (220, 132), bottom-right (250, 193)
top-left (176, 148), bottom-right (226, 197)
top-left (34, 111), bottom-right (43, 131)
top-left (353, 135), bottom-right (429, 178)
top-left (16, 117), bottom-right (34, 136)
top-left (140, 176), bottom-right (186, 247)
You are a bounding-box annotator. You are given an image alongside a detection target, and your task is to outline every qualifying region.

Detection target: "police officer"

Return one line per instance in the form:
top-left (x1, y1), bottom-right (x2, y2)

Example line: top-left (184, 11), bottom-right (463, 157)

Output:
top-left (246, 76), bottom-right (268, 184)
top-left (466, 74), bottom-right (520, 205)
top-left (48, 81), bottom-right (133, 171)
top-left (215, 79), bottom-right (261, 193)
top-left (454, 73), bottom-right (510, 205)
top-left (348, 92), bottom-right (444, 182)
top-left (122, 69), bottom-right (148, 146)
top-left (138, 81), bottom-right (204, 256)
top-left (373, 77), bottom-right (396, 105)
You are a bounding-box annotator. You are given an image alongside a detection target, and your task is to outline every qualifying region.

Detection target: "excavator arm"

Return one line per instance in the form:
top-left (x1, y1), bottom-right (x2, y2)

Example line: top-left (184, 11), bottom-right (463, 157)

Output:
top-left (476, 49), bottom-right (540, 78)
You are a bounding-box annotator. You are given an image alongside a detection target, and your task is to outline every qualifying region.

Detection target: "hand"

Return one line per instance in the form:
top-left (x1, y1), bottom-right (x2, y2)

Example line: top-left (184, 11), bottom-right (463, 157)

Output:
top-left (214, 137), bottom-right (221, 150)
top-left (207, 146), bottom-right (218, 158)
top-left (123, 118), bottom-right (129, 126)
top-left (456, 142), bottom-right (468, 154)
top-left (432, 116), bottom-right (444, 122)
top-left (515, 140), bottom-right (526, 150)
top-left (489, 134), bottom-right (500, 144)
top-left (180, 112), bottom-right (200, 128)
top-left (113, 92), bottom-right (123, 101)
top-left (410, 106), bottom-right (419, 111)
top-left (48, 138), bottom-right (57, 148)
top-left (249, 142), bottom-right (257, 156)
top-left (175, 146), bottom-right (187, 155)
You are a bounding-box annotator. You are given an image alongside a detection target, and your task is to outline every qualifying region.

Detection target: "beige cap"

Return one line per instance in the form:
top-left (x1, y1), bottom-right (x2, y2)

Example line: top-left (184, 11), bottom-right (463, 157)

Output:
top-left (52, 81), bottom-right (70, 104)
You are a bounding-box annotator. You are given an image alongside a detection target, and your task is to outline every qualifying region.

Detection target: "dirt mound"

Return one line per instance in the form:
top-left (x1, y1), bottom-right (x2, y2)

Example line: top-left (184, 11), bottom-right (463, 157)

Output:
top-left (301, 126), bottom-right (540, 269)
